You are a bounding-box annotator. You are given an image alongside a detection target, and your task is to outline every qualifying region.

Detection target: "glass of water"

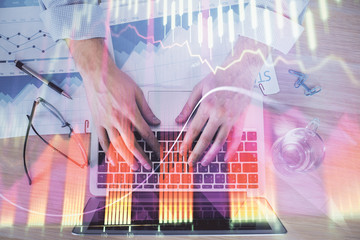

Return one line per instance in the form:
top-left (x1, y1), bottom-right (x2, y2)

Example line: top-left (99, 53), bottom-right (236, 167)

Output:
top-left (271, 118), bottom-right (325, 175)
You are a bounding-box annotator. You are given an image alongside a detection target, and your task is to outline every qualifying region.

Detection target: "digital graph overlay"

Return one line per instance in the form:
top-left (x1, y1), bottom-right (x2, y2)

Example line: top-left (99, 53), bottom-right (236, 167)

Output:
top-left (0, 0), bottom-right (358, 229)
top-left (109, 1), bottom-right (356, 85)
top-left (110, 2), bottom-right (282, 93)
top-left (0, 6), bottom-right (76, 76)
top-left (0, 30), bottom-right (56, 56)
top-left (0, 72), bottom-right (91, 139)
top-left (4, 1), bottom-right (355, 138)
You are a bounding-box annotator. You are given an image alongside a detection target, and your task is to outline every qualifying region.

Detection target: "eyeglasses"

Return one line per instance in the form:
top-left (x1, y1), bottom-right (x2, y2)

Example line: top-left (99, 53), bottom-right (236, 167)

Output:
top-left (23, 97), bottom-right (88, 185)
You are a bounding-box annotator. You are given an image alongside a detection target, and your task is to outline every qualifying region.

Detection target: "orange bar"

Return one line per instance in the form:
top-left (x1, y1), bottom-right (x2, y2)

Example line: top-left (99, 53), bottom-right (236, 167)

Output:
top-left (168, 154), bottom-right (174, 223)
top-left (159, 187), bottom-right (163, 223)
top-left (123, 186), bottom-right (129, 225)
top-left (159, 149), bottom-right (165, 223)
top-left (108, 191), bottom-right (114, 225)
top-left (104, 189), bottom-right (110, 226)
top-left (27, 137), bottom-right (57, 227)
top-left (61, 142), bottom-right (88, 227)
top-left (119, 184), bottom-right (124, 225)
top-left (111, 191), bottom-right (116, 225)
top-left (164, 190), bottom-right (168, 223)
top-left (189, 186), bottom-right (193, 222)
top-left (127, 188), bottom-right (132, 225)
top-left (0, 185), bottom-right (18, 227)
top-left (179, 189), bottom-right (183, 223)
top-left (324, 114), bottom-right (360, 220)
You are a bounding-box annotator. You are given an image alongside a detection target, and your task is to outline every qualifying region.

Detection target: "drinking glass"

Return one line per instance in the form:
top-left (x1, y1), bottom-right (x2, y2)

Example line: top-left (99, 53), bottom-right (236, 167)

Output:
top-left (271, 118), bottom-right (325, 175)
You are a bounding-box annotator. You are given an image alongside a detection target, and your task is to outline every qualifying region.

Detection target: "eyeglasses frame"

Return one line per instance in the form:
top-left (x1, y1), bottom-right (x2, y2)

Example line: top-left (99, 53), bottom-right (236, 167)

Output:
top-left (23, 97), bottom-right (88, 185)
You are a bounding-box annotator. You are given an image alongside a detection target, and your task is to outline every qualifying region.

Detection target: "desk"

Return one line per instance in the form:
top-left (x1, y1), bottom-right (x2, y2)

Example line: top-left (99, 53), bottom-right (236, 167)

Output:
top-left (1, 1), bottom-right (360, 239)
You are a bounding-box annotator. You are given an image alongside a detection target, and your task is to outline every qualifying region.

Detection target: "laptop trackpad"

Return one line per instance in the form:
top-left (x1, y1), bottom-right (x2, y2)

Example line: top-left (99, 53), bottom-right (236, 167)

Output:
top-left (148, 91), bottom-right (191, 127)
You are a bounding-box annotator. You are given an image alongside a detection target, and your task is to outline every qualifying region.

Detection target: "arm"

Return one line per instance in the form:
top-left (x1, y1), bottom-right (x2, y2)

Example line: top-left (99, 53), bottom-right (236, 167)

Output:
top-left (66, 38), bottom-right (160, 170)
top-left (38, 0), bottom-right (160, 170)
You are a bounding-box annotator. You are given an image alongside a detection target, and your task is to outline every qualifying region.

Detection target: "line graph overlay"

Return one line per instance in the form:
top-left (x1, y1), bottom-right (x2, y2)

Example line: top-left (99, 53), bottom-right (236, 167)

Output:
top-left (110, 8), bottom-right (280, 94)
top-left (0, 73), bottom-right (91, 139)
top-left (1, 2), bottom-right (356, 139)
top-left (0, 7), bottom-right (76, 76)
top-left (112, 16), bottom-right (357, 89)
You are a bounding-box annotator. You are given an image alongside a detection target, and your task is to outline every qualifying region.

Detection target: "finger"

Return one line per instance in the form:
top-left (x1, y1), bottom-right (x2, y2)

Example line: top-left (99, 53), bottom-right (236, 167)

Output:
top-left (135, 88), bottom-right (161, 125)
top-left (114, 121), bottom-right (152, 171)
top-left (119, 129), bottom-right (151, 170)
top-left (128, 106), bottom-right (160, 157)
top-left (201, 124), bottom-right (231, 166)
top-left (180, 107), bottom-right (208, 156)
top-left (97, 126), bottom-right (110, 153)
top-left (224, 111), bottom-right (247, 161)
top-left (106, 143), bottom-right (117, 167)
top-left (188, 118), bottom-right (221, 165)
top-left (107, 127), bottom-right (138, 170)
top-left (176, 82), bottom-right (203, 124)
top-left (225, 126), bottom-right (244, 162)
top-left (97, 126), bottom-right (110, 165)
top-left (133, 141), bottom-right (152, 170)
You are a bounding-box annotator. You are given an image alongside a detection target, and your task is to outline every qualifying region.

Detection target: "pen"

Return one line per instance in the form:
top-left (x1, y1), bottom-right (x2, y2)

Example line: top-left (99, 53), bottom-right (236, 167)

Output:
top-left (14, 60), bottom-right (72, 100)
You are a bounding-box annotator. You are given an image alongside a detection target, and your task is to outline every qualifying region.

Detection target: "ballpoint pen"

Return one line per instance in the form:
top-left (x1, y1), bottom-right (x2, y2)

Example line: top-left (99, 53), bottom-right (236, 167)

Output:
top-left (14, 60), bottom-right (72, 100)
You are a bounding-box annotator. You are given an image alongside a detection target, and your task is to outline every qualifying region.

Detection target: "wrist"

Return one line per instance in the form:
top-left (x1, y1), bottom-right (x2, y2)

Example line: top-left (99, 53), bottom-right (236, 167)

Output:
top-left (66, 38), bottom-right (117, 93)
top-left (226, 36), bottom-right (270, 82)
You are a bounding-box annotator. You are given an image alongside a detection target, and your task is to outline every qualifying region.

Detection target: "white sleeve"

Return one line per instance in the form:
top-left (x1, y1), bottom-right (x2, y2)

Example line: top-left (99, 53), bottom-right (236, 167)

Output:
top-left (38, 0), bottom-right (106, 41)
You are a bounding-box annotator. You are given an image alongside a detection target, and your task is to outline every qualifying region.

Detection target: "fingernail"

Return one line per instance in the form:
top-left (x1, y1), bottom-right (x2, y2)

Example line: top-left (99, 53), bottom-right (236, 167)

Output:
top-left (153, 116), bottom-right (160, 122)
top-left (144, 163), bottom-right (151, 170)
top-left (131, 163), bottom-right (139, 171)
top-left (176, 114), bottom-right (182, 121)
top-left (180, 145), bottom-right (186, 154)
top-left (109, 158), bottom-right (116, 166)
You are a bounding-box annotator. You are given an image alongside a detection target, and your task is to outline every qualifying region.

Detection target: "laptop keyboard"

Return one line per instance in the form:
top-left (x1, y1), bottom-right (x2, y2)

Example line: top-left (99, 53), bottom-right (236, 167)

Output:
top-left (97, 130), bottom-right (259, 191)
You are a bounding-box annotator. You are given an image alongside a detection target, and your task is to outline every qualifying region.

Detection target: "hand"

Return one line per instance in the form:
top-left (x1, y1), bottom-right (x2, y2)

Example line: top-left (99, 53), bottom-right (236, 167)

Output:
top-left (68, 38), bottom-right (160, 171)
top-left (176, 36), bottom-right (269, 166)
top-left (176, 69), bottom-right (251, 166)
top-left (86, 68), bottom-right (161, 171)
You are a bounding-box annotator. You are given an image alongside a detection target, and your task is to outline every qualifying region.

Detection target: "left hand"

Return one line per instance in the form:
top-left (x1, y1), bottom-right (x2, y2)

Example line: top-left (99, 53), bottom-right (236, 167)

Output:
top-left (176, 37), bottom-right (269, 166)
top-left (176, 66), bottom-right (252, 166)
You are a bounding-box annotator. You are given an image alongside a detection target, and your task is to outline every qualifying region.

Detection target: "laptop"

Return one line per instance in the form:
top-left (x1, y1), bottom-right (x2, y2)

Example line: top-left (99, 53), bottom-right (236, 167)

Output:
top-left (73, 1), bottom-right (287, 236)
top-left (72, 87), bottom-right (286, 235)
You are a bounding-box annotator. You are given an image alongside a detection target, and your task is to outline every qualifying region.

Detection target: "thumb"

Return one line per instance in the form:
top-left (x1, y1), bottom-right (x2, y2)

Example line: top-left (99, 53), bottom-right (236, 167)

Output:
top-left (176, 83), bottom-right (203, 124)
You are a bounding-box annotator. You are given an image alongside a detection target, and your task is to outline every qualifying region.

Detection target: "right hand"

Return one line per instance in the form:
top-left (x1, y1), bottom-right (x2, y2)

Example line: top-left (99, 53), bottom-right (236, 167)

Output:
top-left (87, 68), bottom-right (160, 171)
top-left (68, 38), bottom-right (160, 171)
